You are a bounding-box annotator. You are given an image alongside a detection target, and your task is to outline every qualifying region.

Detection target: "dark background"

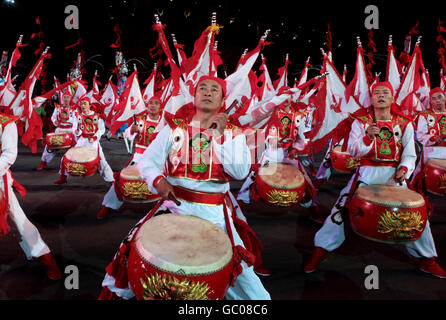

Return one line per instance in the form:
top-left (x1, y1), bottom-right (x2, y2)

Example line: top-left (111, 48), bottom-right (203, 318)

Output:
top-left (0, 0), bottom-right (443, 93)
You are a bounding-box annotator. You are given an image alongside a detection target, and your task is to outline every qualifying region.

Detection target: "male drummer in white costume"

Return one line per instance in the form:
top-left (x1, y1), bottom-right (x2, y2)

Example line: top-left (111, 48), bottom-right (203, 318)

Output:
top-left (96, 96), bottom-right (162, 219)
top-left (304, 82), bottom-right (446, 279)
top-left (99, 75), bottom-right (270, 300)
top-left (416, 87), bottom-right (446, 161)
top-left (0, 112), bottom-right (62, 280)
top-left (36, 91), bottom-right (78, 171)
top-left (53, 95), bottom-right (114, 184)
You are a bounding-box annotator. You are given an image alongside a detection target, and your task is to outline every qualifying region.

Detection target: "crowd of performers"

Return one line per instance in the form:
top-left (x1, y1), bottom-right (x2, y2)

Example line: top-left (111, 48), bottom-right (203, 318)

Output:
top-left (1, 15), bottom-right (446, 300)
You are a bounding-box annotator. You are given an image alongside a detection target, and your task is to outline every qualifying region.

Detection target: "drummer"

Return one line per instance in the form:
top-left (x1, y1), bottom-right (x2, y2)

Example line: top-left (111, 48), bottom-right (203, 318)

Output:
top-left (304, 82), bottom-right (446, 279)
top-left (416, 87), bottom-right (446, 162)
top-left (236, 92), bottom-right (317, 221)
top-left (99, 75), bottom-right (271, 300)
top-left (53, 95), bottom-right (114, 185)
top-left (96, 95), bottom-right (162, 219)
top-left (36, 91), bottom-right (78, 171)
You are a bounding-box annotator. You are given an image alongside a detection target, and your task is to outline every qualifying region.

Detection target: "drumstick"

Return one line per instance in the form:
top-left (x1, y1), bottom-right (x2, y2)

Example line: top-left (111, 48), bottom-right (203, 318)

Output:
top-left (371, 108), bottom-right (379, 138)
top-left (209, 100), bottom-right (238, 130)
top-left (168, 192), bottom-right (181, 206)
top-left (133, 114), bottom-right (137, 124)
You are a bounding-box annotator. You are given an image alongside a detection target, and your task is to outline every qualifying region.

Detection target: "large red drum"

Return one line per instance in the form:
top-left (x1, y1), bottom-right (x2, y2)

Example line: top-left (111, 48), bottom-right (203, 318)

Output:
top-left (63, 146), bottom-right (99, 177)
top-left (118, 165), bottom-right (161, 203)
top-left (127, 214), bottom-right (233, 300)
top-left (349, 185), bottom-right (427, 244)
top-left (330, 145), bottom-right (359, 173)
top-left (255, 162), bottom-right (305, 207)
top-left (424, 158), bottom-right (446, 196)
top-left (45, 131), bottom-right (75, 150)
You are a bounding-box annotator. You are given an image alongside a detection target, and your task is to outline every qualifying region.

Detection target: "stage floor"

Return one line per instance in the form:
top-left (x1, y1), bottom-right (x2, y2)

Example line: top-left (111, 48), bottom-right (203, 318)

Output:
top-left (1, 137), bottom-right (445, 300)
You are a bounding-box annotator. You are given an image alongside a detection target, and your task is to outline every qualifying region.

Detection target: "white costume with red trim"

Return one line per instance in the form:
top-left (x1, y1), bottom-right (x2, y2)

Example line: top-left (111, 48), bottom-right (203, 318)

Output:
top-left (416, 110), bottom-right (446, 162)
top-left (314, 113), bottom-right (437, 258)
top-left (102, 113), bottom-right (160, 210)
top-left (58, 110), bottom-right (114, 182)
top-left (101, 119), bottom-right (270, 300)
top-left (41, 103), bottom-right (78, 164)
top-left (0, 114), bottom-right (51, 259)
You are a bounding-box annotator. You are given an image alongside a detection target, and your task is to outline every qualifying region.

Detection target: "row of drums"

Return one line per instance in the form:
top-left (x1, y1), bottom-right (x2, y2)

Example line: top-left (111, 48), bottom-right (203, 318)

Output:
top-left (46, 131), bottom-right (160, 203)
top-left (44, 131), bottom-right (445, 300)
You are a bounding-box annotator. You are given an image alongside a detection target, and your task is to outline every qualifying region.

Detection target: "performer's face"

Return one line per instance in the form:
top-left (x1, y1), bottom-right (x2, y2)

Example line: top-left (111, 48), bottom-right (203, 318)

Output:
top-left (430, 92), bottom-right (446, 111)
top-left (371, 86), bottom-right (394, 110)
top-left (194, 79), bottom-right (224, 113)
top-left (80, 100), bottom-right (91, 114)
top-left (148, 99), bottom-right (161, 115)
top-left (62, 95), bottom-right (71, 106)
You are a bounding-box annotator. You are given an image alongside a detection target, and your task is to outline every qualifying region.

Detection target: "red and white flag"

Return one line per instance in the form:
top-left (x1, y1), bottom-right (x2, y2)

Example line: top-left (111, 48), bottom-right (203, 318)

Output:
top-left (109, 69), bottom-right (146, 135)
top-left (8, 47), bottom-right (51, 152)
top-left (386, 36), bottom-right (402, 95)
top-left (101, 76), bottom-right (119, 122)
top-left (395, 41), bottom-right (424, 116)
top-left (307, 54), bottom-right (362, 153)
top-left (345, 39), bottom-right (370, 108)
top-left (142, 66), bottom-right (157, 104)
top-left (273, 54), bottom-right (290, 92)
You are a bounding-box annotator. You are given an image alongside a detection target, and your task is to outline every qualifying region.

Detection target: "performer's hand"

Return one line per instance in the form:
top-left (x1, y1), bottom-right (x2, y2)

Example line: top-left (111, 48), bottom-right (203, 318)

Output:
top-left (210, 113), bottom-right (229, 136)
top-left (131, 123), bottom-right (138, 133)
top-left (288, 148), bottom-right (299, 160)
top-left (154, 177), bottom-right (176, 201)
top-left (75, 129), bottom-right (81, 136)
top-left (89, 138), bottom-right (94, 143)
top-left (366, 124), bottom-right (380, 140)
top-left (394, 167), bottom-right (407, 183)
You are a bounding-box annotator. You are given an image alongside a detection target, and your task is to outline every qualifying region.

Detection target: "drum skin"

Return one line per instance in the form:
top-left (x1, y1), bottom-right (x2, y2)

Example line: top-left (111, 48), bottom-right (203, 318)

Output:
top-left (255, 163), bottom-right (305, 207)
top-left (424, 159), bottom-right (446, 196)
top-left (330, 146), bottom-right (359, 173)
top-left (349, 185), bottom-right (427, 244)
top-left (45, 132), bottom-right (75, 150)
top-left (63, 147), bottom-right (99, 177)
top-left (118, 165), bottom-right (160, 203)
top-left (127, 215), bottom-right (233, 300)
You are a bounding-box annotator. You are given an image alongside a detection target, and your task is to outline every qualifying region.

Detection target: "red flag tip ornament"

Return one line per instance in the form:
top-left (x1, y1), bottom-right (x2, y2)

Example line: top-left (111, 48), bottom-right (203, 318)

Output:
top-left (388, 34), bottom-right (393, 45)
top-left (356, 36), bottom-right (362, 47)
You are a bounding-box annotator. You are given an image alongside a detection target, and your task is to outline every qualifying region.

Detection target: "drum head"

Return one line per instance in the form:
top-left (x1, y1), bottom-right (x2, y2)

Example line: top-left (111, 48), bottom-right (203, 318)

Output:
top-left (120, 165), bottom-right (141, 180)
top-left (427, 158), bottom-right (446, 170)
top-left (65, 147), bottom-right (97, 163)
top-left (136, 214), bottom-right (233, 275)
top-left (333, 145), bottom-right (350, 155)
top-left (258, 163), bottom-right (304, 189)
top-left (355, 185), bottom-right (425, 208)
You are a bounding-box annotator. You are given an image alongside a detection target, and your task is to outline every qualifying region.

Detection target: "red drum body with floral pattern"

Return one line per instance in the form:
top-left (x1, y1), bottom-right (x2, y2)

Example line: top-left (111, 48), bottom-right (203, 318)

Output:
top-left (118, 165), bottom-right (161, 203)
top-left (127, 214), bottom-right (233, 300)
top-left (63, 146), bottom-right (99, 177)
top-left (349, 185), bottom-right (427, 244)
top-left (424, 158), bottom-right (446, 196)
top-left (45, 131), bottom-right (75, 150)
top-left (255, 162), bottom-right (305, 207)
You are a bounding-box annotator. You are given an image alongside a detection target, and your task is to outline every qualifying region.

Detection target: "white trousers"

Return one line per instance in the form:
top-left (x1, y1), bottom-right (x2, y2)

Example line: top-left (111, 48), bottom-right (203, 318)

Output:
top-left (4, 172), bottom-right (50, 259)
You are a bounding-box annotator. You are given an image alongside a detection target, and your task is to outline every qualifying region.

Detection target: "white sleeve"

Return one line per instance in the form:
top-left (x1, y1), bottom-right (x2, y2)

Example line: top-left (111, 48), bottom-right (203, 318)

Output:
top-left (348, 120), bottom-right (374, 158)
top-left (292, 121), bottom-right (307, 151)
top-left (138, 125), bottom-right (172, 193)
top-left (399, 123), bottom-right (417, 177)
top-left (51, 108), bottom-right (58, 126)
top-left (95, 118), bottom-right (105, 140)
top-left (416, 115), bottom-right (436, 147)
top-left (212, 130), bottom-right (251, 180)
top-left (0, 123), bottom-right (18, 177)
top-left (124, 125), bottom-right (137, 141)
